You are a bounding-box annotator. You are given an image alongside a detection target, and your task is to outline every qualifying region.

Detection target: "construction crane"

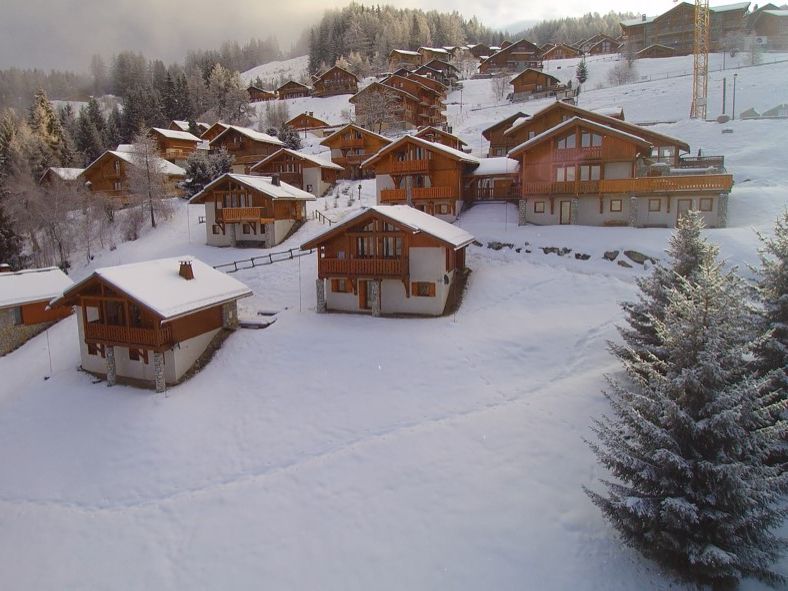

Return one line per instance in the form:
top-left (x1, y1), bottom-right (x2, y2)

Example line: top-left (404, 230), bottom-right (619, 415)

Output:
top-left (679, 0), bottom-right (711, 119)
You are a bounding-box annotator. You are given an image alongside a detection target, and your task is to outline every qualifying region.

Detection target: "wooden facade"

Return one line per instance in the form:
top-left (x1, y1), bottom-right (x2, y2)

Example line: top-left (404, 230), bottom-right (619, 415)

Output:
top-left (209, 126), bottom-right (283, 172)
top-left (417, 47), bottom-right (451, 64)
top-left (80, 151), bottom-right (185, 203)
top-left (190, 173), bottom-right (314, 247)
top-left (478, 39), bottom-right (543, 75)
top-left (247, 85), bottom-right (277, 102)
top-left (482, 111), bottom-right (528, 157)
top-left (320, 123), bottom-right (392, 180)
top-left (285, 112), bottom-right (330, 132)
top-left (636, 44), bottom-right (677, 59)
top-left (301, 206), bottom-right (473, 316)
top-left (751, 8), bottom-right (788, 50)
top-left (510, 69), bottom-right (563, 99)
top-left (169, 120), bottom-right (210, 134)
top-left (388, 49), bottom-right (422, 71)
top-left (200, 122), bottom-right (229, 142)
top-left (414, 126), bottom-right (467, 151)
top-left (312, 66), bottom-right (359, 97)
top-left (414, 60), bottom-right (459, 86)
top-left (39, 167), bottom-right (84, 186)
top-left (363, 135), bottom-right (477, 219)
top-left (249, 149), bottom-right (342, 197)
top-left (541, 43), bottom-right (583, 60)
top-left (149, 127), bottom-right (201, 162)
top-left (585, 34), bottom-right (622, 55)
top-left (277, 80), bottom-right (311, 100)
top-left (621, 2), bottom-right (751, 55)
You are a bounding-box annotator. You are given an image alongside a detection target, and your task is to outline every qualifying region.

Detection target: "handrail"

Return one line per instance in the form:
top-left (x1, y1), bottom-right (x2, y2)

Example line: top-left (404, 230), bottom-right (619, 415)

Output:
top-left (213, 247), bottom-right (315, 274)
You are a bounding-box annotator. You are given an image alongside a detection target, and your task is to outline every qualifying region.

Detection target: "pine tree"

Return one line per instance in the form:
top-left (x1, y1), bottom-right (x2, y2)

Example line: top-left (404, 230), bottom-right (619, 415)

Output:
top-left (278, 124), bottom-right (302, 150)
top-left (75, 108), bottom-right (105, 166)
top-left (576, 58), bottom-right (589, 85)
top-left (104, 106), bottom-right (123, 149)
top-left (27, 88), bottom-right (72, 169)
top-left (612, 211), bottom-right (721, 370)
top-left (587, 259), bottom-right (787, 587)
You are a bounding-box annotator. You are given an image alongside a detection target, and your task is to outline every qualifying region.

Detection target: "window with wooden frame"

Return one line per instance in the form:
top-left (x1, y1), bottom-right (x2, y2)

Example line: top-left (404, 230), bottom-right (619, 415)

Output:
top-left (87, 342), bottom-right (98, 356)
top-left (331, 278), bottom-right (350, 293)
top-left (555, 165), bottom-right (576, 182)
top-left (212, 224), bottom-right (221, 235)
top-left (534, 200), bottom-right (546, 213)
top-left (113, 181), bottom-right (122, 191)
top-left (382, 236), bottom-right (402, 258)
top-left (580, 131), bottom-right (603, 147)
top-left (579, 165), bottom-right (601, 181)
top-left (10, 306), bottom-right (22, 326)
top-left (242, 223), bottom-right (252, 235)
top-left (699, 197), bottom-right (713, 212)
top-left (412, 281), bottom-right (436, 297)
top-left (128, 348), bottom-right (149, 363)
top-left (556, 132), bottom-right (576, 149)
top-left (356, 236), bottom-right (375, 258)
top-left (436, 203), bottom-right (450, 214)
top-left (648, 199), bottom-right (662, 212)
top-left (610, 199), bottom-right (623, 213)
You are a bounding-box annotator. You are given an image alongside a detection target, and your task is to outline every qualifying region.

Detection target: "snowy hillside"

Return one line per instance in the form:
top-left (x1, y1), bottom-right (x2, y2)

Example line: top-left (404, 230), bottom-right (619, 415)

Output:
top-left (1, 52), bottom-right (787, 590)
top-left (241, 54), bottom-right (309, 85)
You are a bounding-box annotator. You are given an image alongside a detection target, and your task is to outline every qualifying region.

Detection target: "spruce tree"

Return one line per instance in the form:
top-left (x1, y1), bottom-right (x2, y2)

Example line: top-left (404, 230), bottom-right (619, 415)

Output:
top-left (576, 58), bottom-right (588, 85)
top-left (587, 260), bottom-right (787, 587)
top-left (183, 148), bottom-right (233, 197)
top-left (612, 211), bottom-right (720, 369)
top-left (278, 124), bottom-right (302, 150)
top-left (75, 108), bottom-right (104, 166)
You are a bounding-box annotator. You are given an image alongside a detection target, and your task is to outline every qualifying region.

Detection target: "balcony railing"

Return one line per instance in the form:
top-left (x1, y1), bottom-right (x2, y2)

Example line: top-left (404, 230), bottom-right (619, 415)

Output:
top-left (675, 155), bottom-right (725, 169)
top-left (413, 186), bottom-right (454, 199)
top-left (342, 137), bottom-right (365, 148)
top-left (85, 322), bottom-right (173, 348)
top-left (217, 207), bottom-right (273, 223)
top-left (468, 186), bottom-right (522, 200)
top-left (553, 147), bottom-right (602, 161)
top-left (380, 188), bottom-right (406, 202)
top-left (319, 257), bottom-right (407, 277)
top-left (390, 159), bottom-right (430, 174)
top-left (523, 180), bottom-right (600, 194)
top-left (599, 174), bottom-right (734, 194)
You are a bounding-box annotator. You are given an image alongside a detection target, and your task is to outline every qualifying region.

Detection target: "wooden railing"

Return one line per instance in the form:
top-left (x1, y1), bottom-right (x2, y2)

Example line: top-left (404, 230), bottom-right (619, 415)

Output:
top-left (413, 186), bottom-right (453, 199)
top-left (676, 155), bottom-right (725, 169)
top-left (599, 174), bottom-right (734, 194)
top-left (468, 186), bottom-right (522, 200)
top-left (553, 146), bottom-right (602, 161)
top-left (390, 159), bottom-right (430, 174)
top-left (380, 188), bottom-right (406, 202)
top-left (319, 257), bottom-right (407, 277)
top-left (217, 207), bottom-right (271, 223)
top-left (522, 181), bottom-right (600, 194)
top-left (85, 322), bottom-right (172, 348)
top-left (342, 137), bottom-right (365, 148)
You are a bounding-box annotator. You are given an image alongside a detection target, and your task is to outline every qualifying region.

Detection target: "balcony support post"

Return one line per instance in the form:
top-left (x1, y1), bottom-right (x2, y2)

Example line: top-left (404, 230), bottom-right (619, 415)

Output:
top-left (316, 279), bottom-right (327, 313)
top-left (153, 351), bottom-right (165, 393)
top-left (718, 192), bottom-right (728, 228)
top-left (570, 199), bottom-right (578, 225)
top-left (629, 195), bottom-right (640, 227)
top-left (106, 345), bottom-right (116, 386)
top-left (370, 280), bottom-right (381, 317)
top-left (518, 199), bottom-right (528, 226)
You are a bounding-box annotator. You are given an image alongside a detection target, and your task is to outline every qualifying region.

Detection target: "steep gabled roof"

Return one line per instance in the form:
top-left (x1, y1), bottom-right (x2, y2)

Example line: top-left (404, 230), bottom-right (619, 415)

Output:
top-left (361, 134), bottom-right (479, 169)
top-left (389, 49), bottom-right (421, 57)
top-left (508, 116), bottom-right (652, 157)
top-left (481, 112), bottom-right (528, 141)
top-left (316, 65), bottom-right (359, 83)
top-left (81, 150), bottom-right (186, 178)
top-left (349, 81), bottom-right (421, 105)
top-left (40, 167), bottom-right (84, 182)
top-left (149, 127), bottom-right (202, 143)
top-left (414, 126), bottom-right (468, 147)
top-left (479, 38), bottom-right (541, 68)
top-left (200, 121), bottom-right (229, 139)
top-left (52, 257), bottom-right (252, 322)
top-left (510, 68), bottom-right (561, 86)
top-left (250, 148), bottom-right (344, 172)
top-left (319, 123), bottom-right (392, 147)
top-left (285, 113), bottom-right (330, 128)
top-left (0, 266), bottom-right (74, 310)
top-left (189, 173), bottom-right (316, 204)
top-left (276, 80), bottom-right (311, 92)
top-left (301, 205), bottom-right (475, 251)
top-left (209, 125), bottom-right (284, 148)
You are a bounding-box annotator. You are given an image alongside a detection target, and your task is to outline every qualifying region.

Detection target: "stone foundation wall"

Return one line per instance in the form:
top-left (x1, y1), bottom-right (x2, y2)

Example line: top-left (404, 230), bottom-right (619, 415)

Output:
top-left (0, 309), bottom-right (52, 356)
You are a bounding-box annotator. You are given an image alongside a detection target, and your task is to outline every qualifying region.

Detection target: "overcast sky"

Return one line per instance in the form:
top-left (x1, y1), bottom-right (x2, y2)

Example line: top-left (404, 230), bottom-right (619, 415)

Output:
top-left (1, 0), bottom-right (680, 71)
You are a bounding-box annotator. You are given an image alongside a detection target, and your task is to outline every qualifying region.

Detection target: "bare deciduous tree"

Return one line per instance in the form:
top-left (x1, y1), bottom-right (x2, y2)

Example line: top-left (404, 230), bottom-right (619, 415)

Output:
top-left (127, 130), bottom-right (171, 230)
top-left (354, 87), bottom-right (403, 134)
top-left (491, 73), bottom-right (510, 102)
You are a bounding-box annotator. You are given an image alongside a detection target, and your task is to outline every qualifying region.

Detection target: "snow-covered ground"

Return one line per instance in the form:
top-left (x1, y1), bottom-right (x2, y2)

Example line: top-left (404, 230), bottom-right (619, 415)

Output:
top-left (241, 55), bottom-right (310, 86)
top-left (2, 53), bottom-right (787, 590)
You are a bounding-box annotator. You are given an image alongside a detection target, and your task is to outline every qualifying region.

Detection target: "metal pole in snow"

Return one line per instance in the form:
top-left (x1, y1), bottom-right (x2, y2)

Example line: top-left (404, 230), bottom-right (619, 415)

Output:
top-left (187, 205), bottom-right (191, 243)
top-left (298, 254), bottom-right (302, 313)
top-left (722, 77), bottom-right (727, 115)
top-left (45, 328), bottom-right (53, 379)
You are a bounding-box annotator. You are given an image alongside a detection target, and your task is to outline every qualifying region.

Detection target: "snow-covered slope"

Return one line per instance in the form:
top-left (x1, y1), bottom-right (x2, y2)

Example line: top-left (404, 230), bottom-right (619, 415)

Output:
top-left (241, 55), bottom-right (309, 85)
top-left (1, 52), bottom-right (787, 591)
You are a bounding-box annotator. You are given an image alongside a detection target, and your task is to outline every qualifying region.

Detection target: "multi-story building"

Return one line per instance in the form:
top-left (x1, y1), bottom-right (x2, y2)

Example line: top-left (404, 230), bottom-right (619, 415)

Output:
top-left (208, 125), bottom-right (284, 173)
top-left (247, 85), bottom-right (277, 102)
top-left (312, 66), bottom-right (359, 97)
top-left (276, 80), bottom-right (312, 100)
top-left (478, 39), bottom-right (543, 75)
top-left (249, 148), bottom-right (343, 197)
top-left (148, 127), bottom-right (203, 164)
top-left (319, 123), bottom-right (391, 180)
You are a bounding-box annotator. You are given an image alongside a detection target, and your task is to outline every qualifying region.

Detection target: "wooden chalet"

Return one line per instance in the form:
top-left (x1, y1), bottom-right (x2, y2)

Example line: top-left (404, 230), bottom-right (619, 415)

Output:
top-left (414, 60), bottom-right (459, 86)
top-left (312, 65), bottom-right (359, 97)
top-left (52, 257), bottom-right (251, 392)
top-left (414, 126), bottom-right (467, 151)
top-left (621, 2), bottom-right (751, 55)
top-left (467, 43), bottom-right (491, 59)
top-left (247, 85), bottom-right (277, 102)
top-left (285, 112), bottom-right (330, 132)
top-left (508, 115), bottom-right (733, 228)
top-left (417, 47), bottom-right (451, 64)
top-left (277, 80), bottom-right (311, 100)
top-left (320, 123), bottom-right (391, 180)
top-left (464, 157), bottom-right (520, 203)
top-left (301, 205), bottom-right (474, 317)
top-left (149, 127), bottom-right (202, 163)
top-left (388, 49), bottom-right (422, 71)
top-left (510, 69), bottom-right (563, 100)
top-left (481, 111), bottom-right (528, 156)
top-left (394, 72), bottom-right (448, 97)
top-left (361, 135), bottom-right (479, 220)
top-left (378, 74), bottom-right (447, 127)
top-left (169, 120), bottom-right (210, 134)
top-left (189, 173), bottom-right (314, 248)
top-left (80, 150), bottom-right (186, 203)
top-left (478, 39), bottom-right (543, 75)
top-left (751, 7), bottom-right (788, 50)
top-left (0, 266), bottom-right (73, 356)
top-left (348, 82), bottom-right (420, 133)
top-left (200, 121), bottom-right (230, 142)
top-left (541, 43), bottom-right (583, 60)
top-left (249, 148), bottom-right (343, 198)
top-left (636, 44), bottom-right (676, 59)
top-left (209, 125), bottom-right (284, 173)
top-left (584, 34), bottom-right (622, 55)
top-left (39, 167), bottom-right (84, 186)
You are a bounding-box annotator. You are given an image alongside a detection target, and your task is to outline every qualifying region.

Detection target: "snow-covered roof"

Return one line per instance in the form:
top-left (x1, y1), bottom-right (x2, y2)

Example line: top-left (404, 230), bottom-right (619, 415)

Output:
top-left (508, 116), bottom-right (652, 156)
top-left (319, 123), bottom-right (391, 147)
top-left (189, 173), bottom-right (316, 204)
top-left (251, 149), bottom-right (344, 172)
top-left (210, 125), bottom-right (284, 147)
top-left (362, 135), bottom-right (479, 169)
top-left (391, 49), bottom-right (421, 56)
top-left (302, 205), bottom-right (475, 250)
top-left (53, 257), bottom-right (252, 322)
top-left (621, 15), bottom-right (656, 26)
top-left (116, 144), bottom-right (134, 152)
top-left (107, 151), bottom-right (186, 176)
top-left (710, 2), bottom-right (750, 12)
top-left (419, 47), bottom-right (449, 54)
top-left (44, 167), bottom-right (84, 181)
top-left (0, 267), bottom-right (74, 310)
top-left (171, 120), bottom-right (190, 131)
top-left (624, 2), bottom-right (749, 26)
top-left (150, 127), bottom-right (202, 142)
top-left (592, 106), bottom-right (625, 118)
top-left (763, 8), bottom-right (788, 15)
top-left (471, 157), bottom-right (520, 176)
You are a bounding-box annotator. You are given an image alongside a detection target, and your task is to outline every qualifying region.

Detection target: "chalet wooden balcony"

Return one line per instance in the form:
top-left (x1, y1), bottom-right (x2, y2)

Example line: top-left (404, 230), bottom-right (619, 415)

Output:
top-left (676, 155), bottom-right (725, 169)
top-left (413, 186), bottom-right (454, 199)
top-left (468, 186), bottom-right (522, 200)
top-left (523, 180), bottom-right (600, 194)
top-left (390, 159), bottom-right (430, 174)
top-left (85, 322), bottom-right (173, 349)
top-left (342, 137), bottom-right (365, 148)
top-left (318, 257), bottom-right (407, 278)
top-left (380, 188), bottom-right (406, 202)
top-left (553, 147), bottom-right (602, 161)
top-left (217, 207), bottom-right (274, 223)
top-left (599, 174), bottom-right (734, 194)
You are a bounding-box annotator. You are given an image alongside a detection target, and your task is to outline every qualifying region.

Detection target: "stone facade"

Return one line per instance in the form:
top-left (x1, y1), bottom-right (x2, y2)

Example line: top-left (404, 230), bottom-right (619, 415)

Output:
top-left (718, 193), bottom-right (728, 228)
top-left (629, 195), bottom-right (639, 227)
top-left (222, 301), bottom-right (239, 329)
top-left (518, 199), bottom-right (528, 225)
top-left (0, 308), bottom-right (52, 356)
top-left (153, 351), bottom-right (165, 393)
top-left (316, 279), bottom-right (327, 313)
top-left (106, 345), bottom-right (116, 386)
top-left (370, 280), bottom-right (381, 317)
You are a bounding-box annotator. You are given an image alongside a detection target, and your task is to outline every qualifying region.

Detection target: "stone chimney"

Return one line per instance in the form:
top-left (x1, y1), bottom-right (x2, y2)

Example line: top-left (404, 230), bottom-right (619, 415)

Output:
top-left (179, 260), bottom-right (194, 280)
top-left (271, 174), bottom-right (281, 186)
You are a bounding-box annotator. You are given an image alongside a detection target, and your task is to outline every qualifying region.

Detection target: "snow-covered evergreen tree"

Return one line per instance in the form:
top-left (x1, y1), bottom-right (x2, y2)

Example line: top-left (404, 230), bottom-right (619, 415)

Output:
top-left (576, 58), bottom-right (588, 85)
top-left (277, 124), bottom-right (302, 151)
top-left (183, 148), bottom-right (233, 197)
top-left (612, 211), bottom-right (721, 369)
top-left (587, 260), bottom-right (787, 587)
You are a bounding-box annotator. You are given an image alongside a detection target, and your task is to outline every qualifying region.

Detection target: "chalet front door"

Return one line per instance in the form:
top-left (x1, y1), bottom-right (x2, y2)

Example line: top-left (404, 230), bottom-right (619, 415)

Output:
top-left (559, 200), bottom-right (571, 225)
top-left (359, 280), bottom-right (370, 310)
top-left (676, 199), bottom-right (693, 225)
